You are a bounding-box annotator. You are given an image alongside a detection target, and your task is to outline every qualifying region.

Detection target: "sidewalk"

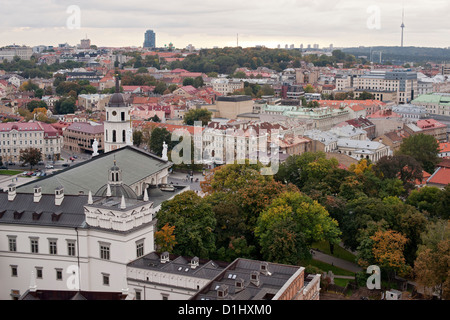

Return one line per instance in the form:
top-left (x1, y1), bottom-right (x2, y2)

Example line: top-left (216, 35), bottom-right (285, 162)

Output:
top-left (311, 249), bottom-right (362, 274)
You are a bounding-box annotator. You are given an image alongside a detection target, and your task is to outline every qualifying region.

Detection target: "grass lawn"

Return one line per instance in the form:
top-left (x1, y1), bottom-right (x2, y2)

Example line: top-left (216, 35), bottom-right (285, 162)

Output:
top-left (0, 170), bottom-right (23, 176)
top-left (300, 258), bottom-right (356, 277)
top-left (312, 241), bottom-right (357, 263)
top-left (334, 278), bottom-right (353, 287)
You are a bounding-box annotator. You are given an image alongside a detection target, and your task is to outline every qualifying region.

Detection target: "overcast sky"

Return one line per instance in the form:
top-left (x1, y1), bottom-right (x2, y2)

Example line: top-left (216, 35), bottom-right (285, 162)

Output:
top-left (1, 0), bottom-right (449, 49)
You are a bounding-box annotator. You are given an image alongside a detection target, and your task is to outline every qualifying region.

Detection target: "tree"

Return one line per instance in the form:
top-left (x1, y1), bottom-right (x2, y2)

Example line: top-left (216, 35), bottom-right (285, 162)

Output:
top-left (406, 186), bottom-right (443, 218)
top-left (19, 147), bottom-right (42, 169)
top-left (156, 191), bottom-right (216, 258)
top-left (304, 84), bottom-right (315, 93)
top-left (414, 221), bottom-right (450, 300)
top-left (371, 230), bottom-right (411, 279)
top-left (54, 97), bottom-right (76, 114)
top-left (182, 77), bottom-right (194, 86)
top-left (19, 80), bottom-right (39, 92)
top-left (149, 127), bottom-right (174, 157)
top-left (255, 191), bottom-right (341, 264)
top-left (356, 91), bottom-right (375, 100)
top-left (397, 133), bottom-right (440, 174)
top-left (154, 223), bottom-right (177, 253)
top-left (26, 100), bottom-right (48, 112)
top-left (133, 130), bottom-right (143, 147)
top-left (193, 76), bottom-right (204, 88)
top-left (148, 115), bottom-right (161, 123)
top-left (183, 108), bottom-right (212, 126)
top-left (153, 81), bottom-right (167, 95)
top-left (374, 155), bottom-right (423, 192)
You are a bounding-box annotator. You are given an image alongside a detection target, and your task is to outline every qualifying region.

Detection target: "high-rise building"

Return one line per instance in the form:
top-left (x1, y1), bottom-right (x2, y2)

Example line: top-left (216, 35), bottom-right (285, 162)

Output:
top-left (80, 37), bottom-right (91, 50)
top-left (143, 30), bottom-right (156, 48)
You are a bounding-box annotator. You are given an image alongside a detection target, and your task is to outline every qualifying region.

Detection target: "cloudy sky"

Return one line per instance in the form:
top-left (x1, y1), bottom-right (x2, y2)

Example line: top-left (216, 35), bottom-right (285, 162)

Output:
top-left (0, 0), bottom-right (449, 49)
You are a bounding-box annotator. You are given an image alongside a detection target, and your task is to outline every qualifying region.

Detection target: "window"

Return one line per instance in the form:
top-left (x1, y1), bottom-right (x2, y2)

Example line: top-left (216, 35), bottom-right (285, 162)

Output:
top-left (8, 236), bottom-right (17, 252)
top-left (161, 294), bottom-right (169, 300)
top-left (112, 130), bottom-right (116, 143)
top-left (100, 244), bottom-right (110, 260)
top-left (135, 290), bottom-right (142, 300)
top-left (121, 112), bottom-right (125, 121)
top-left (36, 267), bottom-right (43, 279)
top-left (49, 240), bottom-right (57, 255)
top-left (67, 240), bottom-right (76, 256)
top-left (102, 273), bottom-right (110, 286)
top-left (30, 238), bottom-right (39, 253)
top-left (122, 130), bottom-right (126, 143)
top-left (11, 265), bottom-right (18, 277)
top-left (136, 240), bottom-right (144, 258)
top-left (56, 269), bottom-right (63, 281)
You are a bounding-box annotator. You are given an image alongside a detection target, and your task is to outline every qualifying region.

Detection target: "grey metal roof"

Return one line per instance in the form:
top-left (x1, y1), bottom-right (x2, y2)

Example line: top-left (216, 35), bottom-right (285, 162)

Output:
top-left (191, 258), bottom-right (301, 301)
top-left (127, 252), bottom-right (227, 280)
top-left (17, 146), bottom-right (172, 196)
top-left (0, 193), bottom-right (89, 228)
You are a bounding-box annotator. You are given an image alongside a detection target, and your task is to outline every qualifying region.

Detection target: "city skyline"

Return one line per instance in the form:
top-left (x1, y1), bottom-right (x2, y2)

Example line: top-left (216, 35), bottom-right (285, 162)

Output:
top-left (0, 0), bottom-right (449, 49)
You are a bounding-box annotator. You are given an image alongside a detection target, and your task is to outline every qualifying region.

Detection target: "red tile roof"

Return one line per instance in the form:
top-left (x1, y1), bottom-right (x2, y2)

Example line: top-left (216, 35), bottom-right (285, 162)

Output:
top-left (428, 167), bottom-right (450, 186)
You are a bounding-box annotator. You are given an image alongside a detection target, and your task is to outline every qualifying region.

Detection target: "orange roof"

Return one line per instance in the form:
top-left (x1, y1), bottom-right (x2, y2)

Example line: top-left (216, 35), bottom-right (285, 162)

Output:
top-left (428, 167), bottom-right (450, 186)
top-left (440, 142), bottom-right (450, 154)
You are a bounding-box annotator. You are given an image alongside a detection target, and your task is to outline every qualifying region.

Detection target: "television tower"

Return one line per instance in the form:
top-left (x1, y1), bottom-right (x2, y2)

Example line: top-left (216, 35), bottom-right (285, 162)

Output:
top-left (400, 9), bottom-right (405, 47)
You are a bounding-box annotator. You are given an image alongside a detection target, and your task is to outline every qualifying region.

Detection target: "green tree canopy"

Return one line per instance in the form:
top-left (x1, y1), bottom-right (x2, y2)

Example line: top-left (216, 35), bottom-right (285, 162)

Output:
top-left (183, 108), bottom-right (212, 126)
top-left (156, 191), bottom-right (216, 259)
top-left (397, 133), bottom-right (440, 174)
top-left (255, 191), bottom-right (341, 264)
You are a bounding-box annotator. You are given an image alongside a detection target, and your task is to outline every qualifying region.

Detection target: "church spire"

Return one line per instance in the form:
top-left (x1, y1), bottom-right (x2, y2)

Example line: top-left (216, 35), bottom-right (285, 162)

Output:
top-left (115, 74), bottom-right (120, 93)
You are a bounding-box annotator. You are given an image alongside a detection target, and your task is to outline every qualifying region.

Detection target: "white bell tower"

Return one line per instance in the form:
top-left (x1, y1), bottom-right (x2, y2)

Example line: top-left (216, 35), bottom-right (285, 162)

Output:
top-left (104, 75), bottom-right (133, 153)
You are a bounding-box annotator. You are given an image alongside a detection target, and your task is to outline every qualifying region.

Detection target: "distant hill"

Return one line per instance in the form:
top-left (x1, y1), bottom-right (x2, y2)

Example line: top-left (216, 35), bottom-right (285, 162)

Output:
top-left (342, 46), bottom-right (450, 64)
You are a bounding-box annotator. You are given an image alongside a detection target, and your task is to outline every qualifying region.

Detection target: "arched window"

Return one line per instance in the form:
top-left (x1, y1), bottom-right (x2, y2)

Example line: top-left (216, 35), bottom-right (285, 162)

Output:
top-left (116, 172), bottom-right (119, 181)
top-left (111, 173), bottom-right (115, 181)
top-left (112, 130), bottom-right (116, 142)
top-left (105, 130), bottom-right (108, 141)
top-left (122, 130), bottom-right (126, 143)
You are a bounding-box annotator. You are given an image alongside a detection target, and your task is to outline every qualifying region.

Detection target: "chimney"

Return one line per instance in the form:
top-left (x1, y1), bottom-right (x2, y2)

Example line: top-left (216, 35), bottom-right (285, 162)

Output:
top-left (55, 186), bottom-right (64, 206)
top-left (160, 251), bottom-right (170, 264)
top-left (260, 262), bottom-right (271, 276)
top-left (190, 257), bottom-right (199, 269)
top-left (33, 186), bottom-right (42, 203)
top-left (29, 271), bottom-right (37, 293)
top-left (8, 184), bottom-right (16, 201)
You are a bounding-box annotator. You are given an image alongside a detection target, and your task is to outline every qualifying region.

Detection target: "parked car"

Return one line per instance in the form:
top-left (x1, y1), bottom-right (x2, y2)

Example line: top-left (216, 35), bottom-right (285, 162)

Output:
top-left (8, 162), bottom-right (15, 166)
top-left (62, 164), bottom-right (70, 167)
top-left (0, 166), bottom-right (8, 170)
top-left (45, 164), bottom-right (54, 169)
top-left (26, 172), bottom-right (34, 176)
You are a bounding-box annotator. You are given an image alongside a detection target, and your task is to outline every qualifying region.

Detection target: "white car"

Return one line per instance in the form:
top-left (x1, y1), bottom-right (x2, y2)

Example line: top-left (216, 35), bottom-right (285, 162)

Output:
top-left (45, 164), bottom-right (54, 169)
